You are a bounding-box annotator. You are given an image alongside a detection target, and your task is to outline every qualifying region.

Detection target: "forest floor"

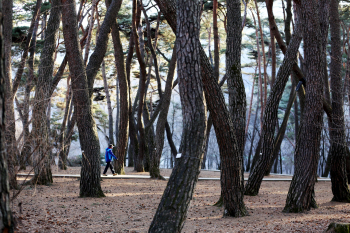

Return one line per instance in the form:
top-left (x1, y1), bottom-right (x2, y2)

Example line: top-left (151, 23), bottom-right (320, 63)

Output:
top-left (11, 166), bottom-right (350, 232)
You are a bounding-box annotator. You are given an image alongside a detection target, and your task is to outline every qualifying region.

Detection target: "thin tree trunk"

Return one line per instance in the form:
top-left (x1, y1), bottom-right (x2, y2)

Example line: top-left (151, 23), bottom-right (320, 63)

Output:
top-left (19, 16), bottom-right (39, 171)
top-left (245, 17), bottom-right (302, 196)
top-left (133, 0), bottom-right (146, 172)
top-left (62, 0), bottom-right (104, 197)
top-left (58, 78), bottom-right (72, 170)
top-left (83, 0), bottom-right (97, 65)
top-left (126, 31), bottom-right (136, 168)
top-left (149, 1), bottom-right (206, 230)
top-left (102, 60), bottom-right (114, 145)
top-left (246, 87), bottom-right (260, 172)
top-left (251, 11), bottom-right (264, 132)
top-left (245, 77), bottom-right (255, 137)
top-left (284, 0), bottom-right (325, 213)
top-left (12, 0), bottom-right (42, 95)
top-left (254, 0), bottom-right (268, 109)
top-left (328, 0), bottom-right (350, 202)
top-left (150, 46), bottom-right (176, 179)
top-left (265, 0), bottom-right (332, 118)
top-left (266, 80), bottom-right (297, 175)
top-left (85, 0), bottom-right (123, 95)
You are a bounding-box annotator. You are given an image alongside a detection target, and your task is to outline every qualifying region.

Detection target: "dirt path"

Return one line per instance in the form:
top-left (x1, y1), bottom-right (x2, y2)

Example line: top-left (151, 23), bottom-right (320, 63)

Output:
top-left (12, 167), bottom-right (350, 232)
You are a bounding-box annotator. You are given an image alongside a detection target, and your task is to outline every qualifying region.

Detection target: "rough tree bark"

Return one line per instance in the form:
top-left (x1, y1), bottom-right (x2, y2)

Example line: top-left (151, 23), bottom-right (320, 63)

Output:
top-left (149, 1), bottom-right (206, 231)
top-left (62, 0), bottom-right (104, 197)
top-left (154, 0), bottom-right (248, 217)
top-left (227, 0), bottom-right (246, 159)
top-left (244, 17), bottom-right (302, 196)
top-left (283, 0), bottom-right (325, 213)
top-left (0, 0), bottom-right (14, 228)
top-left (328, 0), bottom-right (350, 202)
top-left (3, 0), bottom-right (17, 189)
top-left (31, 0), bottom-right (62, 185)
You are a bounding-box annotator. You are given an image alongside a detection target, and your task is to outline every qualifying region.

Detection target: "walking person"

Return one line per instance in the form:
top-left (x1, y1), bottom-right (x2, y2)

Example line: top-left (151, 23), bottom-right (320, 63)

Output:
top-left (103, 144), bottom-right (118, 176)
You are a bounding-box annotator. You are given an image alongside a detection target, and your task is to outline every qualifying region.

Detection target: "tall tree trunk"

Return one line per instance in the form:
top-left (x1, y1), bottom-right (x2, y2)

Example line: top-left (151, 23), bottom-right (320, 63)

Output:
top-left (254, 0), bottom-right (268, 109)
top-left (126, 31), bottom-right (136, 168)
top-left (251, 12), bottom-right (264, 132)
top-left (227, 0), bottom-right (246, 159)
top-left (19, 18), bottom-right (39, 170)
top-left (3, 0), bottom-right (17, 189)
top-left (32, 0), bottom-right (62, 185)
top-left (245, 20), bottom-right (302, 196)
top-left (0, 1), bottom-right (14, 229)
top-left (328, 0), bottom-right (350, 202)
top-left (62, 0), bottom-right (104, 197)
top-left (154, 0), bottom-right (248, 217)
top-left (133, 0), bottom-right (146, 172)
top-left (102, 60), bottom-right (114, 145)
top-left (202, 1), bottom-right (219, 169)
top-left (284, 0), bottom-right (325, 213)
top-left (149, 1), bottom-right (206, 230)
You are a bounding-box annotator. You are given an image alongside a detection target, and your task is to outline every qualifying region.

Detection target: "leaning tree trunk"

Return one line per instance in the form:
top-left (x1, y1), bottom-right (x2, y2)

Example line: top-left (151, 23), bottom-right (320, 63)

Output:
top-left (149, 0), bottom-right (206, 231)
top-left (244, 20), bottom-right (302, 196)
top-left (62, 0), bottom-right (104, 198)
top-left (31, 0), bottom-right (62, 185)
top-left (328, 0), bottom-right (350, 202)
top-left (0, 1), bottom-right (14, 229)
top-left (154, 0), bottom-right (248, 217)
top-left (150, 47), bottom-right (176, 179)
top-left (283, 0), bottom-right (325, 213)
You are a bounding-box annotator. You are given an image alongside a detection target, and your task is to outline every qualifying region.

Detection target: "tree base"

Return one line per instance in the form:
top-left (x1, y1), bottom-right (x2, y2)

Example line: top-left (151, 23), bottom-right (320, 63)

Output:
top-left (325, 222), bottom-right (350, 233)
top-left (244, 189), bottom-right (259, 196)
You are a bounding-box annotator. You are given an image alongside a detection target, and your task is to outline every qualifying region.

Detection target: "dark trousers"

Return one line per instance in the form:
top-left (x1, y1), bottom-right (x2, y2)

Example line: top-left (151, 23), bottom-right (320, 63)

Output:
top-left (103, 161), bottom-right (115, 174)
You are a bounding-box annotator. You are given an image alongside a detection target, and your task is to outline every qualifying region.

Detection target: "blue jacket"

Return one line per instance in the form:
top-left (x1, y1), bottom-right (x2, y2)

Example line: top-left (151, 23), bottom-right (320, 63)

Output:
top-left (105, 148), bottom-right (117, 162)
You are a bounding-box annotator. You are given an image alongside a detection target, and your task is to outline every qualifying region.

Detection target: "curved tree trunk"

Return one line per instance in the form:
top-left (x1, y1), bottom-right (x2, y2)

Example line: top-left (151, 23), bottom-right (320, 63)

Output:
top-left (328, 0), bottom-right (350, 202)
top-left (149, 1), bottom-right (206, 231)
top-left (31, 0), bottom-right (61, 185)
top-left (284, 0), bottom-right (325, 213)
top-left (154, 0), bottom-right (247, 217)
top-left (62, 0), bottom-right (104, 197)
top-left (245, 21), bottom-right (302, 196)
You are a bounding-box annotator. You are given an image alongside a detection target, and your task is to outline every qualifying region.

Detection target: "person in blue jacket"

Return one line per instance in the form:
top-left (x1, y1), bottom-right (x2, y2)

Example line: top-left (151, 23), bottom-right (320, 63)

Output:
top-left (103, 144), bottom-right (118, 176)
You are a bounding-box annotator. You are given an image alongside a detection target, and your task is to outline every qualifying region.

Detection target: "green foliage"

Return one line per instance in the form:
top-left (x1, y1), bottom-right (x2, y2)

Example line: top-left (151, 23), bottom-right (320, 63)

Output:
top-left (40, 2), bottom-right (51, 14)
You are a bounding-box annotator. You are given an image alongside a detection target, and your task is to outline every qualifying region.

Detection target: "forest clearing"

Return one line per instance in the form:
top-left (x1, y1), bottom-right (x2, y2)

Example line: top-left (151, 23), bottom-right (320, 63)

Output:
top-left (12, 167), bottom-right (349, 233)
